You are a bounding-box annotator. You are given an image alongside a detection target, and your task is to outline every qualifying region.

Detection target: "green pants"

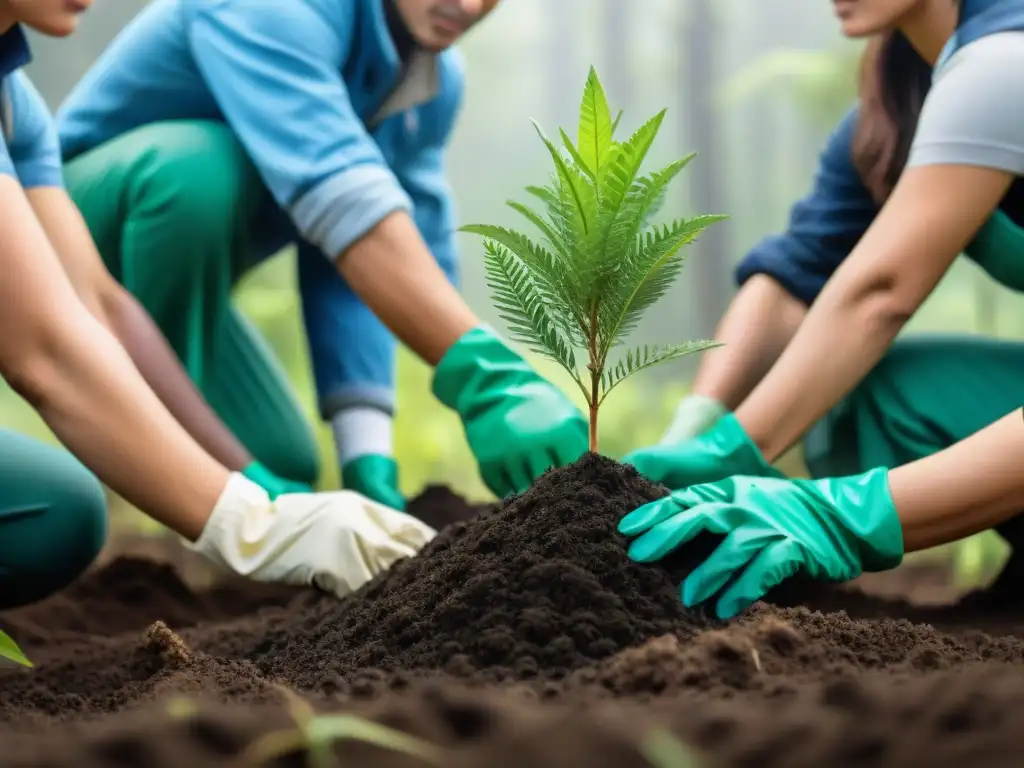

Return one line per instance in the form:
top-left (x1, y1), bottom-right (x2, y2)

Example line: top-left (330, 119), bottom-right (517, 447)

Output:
top-left (63, 121), bottom-right (319, 484)
top-left (0, 430), bottom-right (107, 609)
top-left (803, 333), bottom-right (1024, 544)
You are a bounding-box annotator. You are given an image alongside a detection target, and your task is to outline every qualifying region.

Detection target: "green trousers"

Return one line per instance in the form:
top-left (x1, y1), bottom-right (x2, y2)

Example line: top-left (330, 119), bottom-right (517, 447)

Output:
top-left (63, 121), bottom-right (319, 485)
top-left (0, 430), bottom-right (107, 609)
top-left (803, 333), bottom-right (1024, 544)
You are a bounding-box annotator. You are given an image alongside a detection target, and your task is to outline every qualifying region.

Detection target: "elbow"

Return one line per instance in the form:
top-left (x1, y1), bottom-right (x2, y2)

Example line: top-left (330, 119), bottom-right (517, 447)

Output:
top-left (844, 275), bottom-right (918, 334)
top-left (0, 317), bottom-right (81, 411)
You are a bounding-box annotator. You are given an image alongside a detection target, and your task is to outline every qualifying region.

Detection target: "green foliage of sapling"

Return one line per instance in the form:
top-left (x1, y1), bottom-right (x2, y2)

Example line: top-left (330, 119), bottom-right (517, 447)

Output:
top-left (460, 66), bottom-right (726, 452)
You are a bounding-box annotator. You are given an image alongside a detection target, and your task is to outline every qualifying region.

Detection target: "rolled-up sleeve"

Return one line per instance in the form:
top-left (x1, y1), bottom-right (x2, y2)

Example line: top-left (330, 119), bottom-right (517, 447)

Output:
top-left (735, 107), bottom-right (879, 305)
top-left (3, 73), bottom-right (63, 189)
top-left (187, 0), bottom-right (412, 261)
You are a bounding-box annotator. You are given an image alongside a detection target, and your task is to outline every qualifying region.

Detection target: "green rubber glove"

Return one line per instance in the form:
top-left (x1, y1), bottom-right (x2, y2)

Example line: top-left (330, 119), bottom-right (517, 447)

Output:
top-left (618, 468), bottom-right (904, 619)
top-left (241, 461), bottom-right (313, 500)
top-left (624, 412), bottom-right (782, 490)
top-left (432, 325), bottom-right (588, 498)
top-left (342, 454), bottom-right (406, 511)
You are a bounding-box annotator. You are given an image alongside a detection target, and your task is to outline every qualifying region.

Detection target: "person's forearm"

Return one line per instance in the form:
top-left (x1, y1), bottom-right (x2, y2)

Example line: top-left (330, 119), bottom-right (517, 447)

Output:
top-left (0, 178), bottom-right (228, 540)
top-left (735, 278), bottom-right (903, 462)
top-left (335, 212), bottom-right (477, 365)
top-left (99, 286), bottom-right (251, 471)
top-left (890, 409), bottom-right (1024, 552)
top-left (690, 275), bottom-right (807, 409)
top-left (24, 187), bottom-right (253, 473)
top-left (16, 310), bottom-right (229, 541)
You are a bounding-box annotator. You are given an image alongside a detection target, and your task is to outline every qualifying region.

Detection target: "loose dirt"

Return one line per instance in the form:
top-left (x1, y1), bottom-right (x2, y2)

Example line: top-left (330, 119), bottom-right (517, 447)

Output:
top-left (2, 454), bottom-right (1024, 767)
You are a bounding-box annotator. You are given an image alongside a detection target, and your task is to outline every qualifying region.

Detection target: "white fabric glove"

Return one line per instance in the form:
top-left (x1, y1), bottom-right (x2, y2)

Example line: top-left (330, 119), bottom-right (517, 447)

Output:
top-left (189, 474), bottom-right (437, 598)
top-left (659, 394), bottom-right (728, 445)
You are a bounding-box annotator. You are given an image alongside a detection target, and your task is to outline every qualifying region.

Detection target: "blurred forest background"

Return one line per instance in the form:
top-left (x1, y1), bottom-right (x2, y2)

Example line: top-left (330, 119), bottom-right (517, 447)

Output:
top-left (9, 0), bottom-right (1017, 578)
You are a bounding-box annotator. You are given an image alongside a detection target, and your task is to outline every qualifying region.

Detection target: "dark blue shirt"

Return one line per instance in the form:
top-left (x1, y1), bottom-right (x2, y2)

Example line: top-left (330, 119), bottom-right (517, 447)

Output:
top-left (734, 0), bottom-right (1024, 305)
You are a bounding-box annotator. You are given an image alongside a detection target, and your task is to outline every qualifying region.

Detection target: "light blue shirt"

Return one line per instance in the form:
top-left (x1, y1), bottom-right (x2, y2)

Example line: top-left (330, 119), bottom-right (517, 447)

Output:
top-left (57, 0), bottom-right (464, 266)
top-left (56, 0), bottom-right (466, 418)
top-left (0, 26), bottom-right (63, 190)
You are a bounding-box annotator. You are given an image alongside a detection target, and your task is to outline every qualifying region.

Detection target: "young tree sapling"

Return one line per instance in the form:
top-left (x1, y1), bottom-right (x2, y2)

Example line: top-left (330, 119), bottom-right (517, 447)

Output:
top-left (460, 67), bottom-right (727, 452)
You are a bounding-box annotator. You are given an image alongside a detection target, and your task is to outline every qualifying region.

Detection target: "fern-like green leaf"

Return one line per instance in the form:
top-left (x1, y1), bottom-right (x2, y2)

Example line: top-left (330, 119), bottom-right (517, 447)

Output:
top-left (482, 243), bottom-right (583, 393)
top-left (560, 128), bottom-right (595, 181)
top-left (505, 200), bottom-right (568, 258)
top-left (532, 121), bottom-right (593, 237)
top-left (600, 341), bottom-right (720, 403)
top-left (461, 223), bottom-right (586, 345)
top-left (600, 110), bottom-right (666, 223)
top-left (577, 66), bottom-right (614, 175)
top-left (600, 214), bottom-right (729, 354)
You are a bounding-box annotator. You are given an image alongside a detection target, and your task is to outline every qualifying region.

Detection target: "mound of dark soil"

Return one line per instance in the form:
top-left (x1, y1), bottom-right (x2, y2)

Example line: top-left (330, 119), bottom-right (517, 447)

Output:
top-left (4, 454), bottom-right (1024, 766)
top-left (194, 453), bottom-right (726, 691)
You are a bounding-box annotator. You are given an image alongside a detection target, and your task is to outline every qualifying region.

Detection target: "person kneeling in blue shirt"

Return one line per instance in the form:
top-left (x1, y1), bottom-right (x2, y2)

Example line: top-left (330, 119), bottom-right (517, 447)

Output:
top-left (56, 0), bottom-right (588, 509)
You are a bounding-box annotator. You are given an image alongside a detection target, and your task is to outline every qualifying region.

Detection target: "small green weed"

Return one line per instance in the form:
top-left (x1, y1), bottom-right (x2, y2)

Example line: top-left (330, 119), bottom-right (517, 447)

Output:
top-left (237, 687), bottom-right (443, 767)
top-left (0, 630), bottom-right (31, 668)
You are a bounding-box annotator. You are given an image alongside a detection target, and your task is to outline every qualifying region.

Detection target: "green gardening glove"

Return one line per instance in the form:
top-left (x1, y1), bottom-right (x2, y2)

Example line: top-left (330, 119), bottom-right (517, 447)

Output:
top-left (618, 468), bottom-right (904, 619)
top-left (241, 461), bottom-right (313, 500)
top-left (432, 325), bottom-right (588, 498)
top-left (623, 412), bottom-right (783, 490)
top-left (342, 454), bottom-right (406, 510)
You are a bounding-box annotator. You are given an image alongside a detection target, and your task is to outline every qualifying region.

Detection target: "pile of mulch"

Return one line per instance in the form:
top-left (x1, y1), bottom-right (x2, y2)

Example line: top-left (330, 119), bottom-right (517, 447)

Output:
top-left (2, 454), bottom-right (1024, 767)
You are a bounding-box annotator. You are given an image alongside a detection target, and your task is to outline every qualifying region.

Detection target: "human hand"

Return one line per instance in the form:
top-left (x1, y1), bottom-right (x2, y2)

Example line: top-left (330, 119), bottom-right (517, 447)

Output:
top-left (432, 326), bottom-right (588, 497)
top-left (618, 469), bottom-right (904, 619)
top-left (624, 413), bottom-right (782, 491)
top-left (190, 475), bottom-right (436, 598)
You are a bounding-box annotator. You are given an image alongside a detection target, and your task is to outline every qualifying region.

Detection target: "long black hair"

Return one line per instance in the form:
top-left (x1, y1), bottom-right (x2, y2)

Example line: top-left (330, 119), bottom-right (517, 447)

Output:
top-left (851, 1), bottom-right (962, 202)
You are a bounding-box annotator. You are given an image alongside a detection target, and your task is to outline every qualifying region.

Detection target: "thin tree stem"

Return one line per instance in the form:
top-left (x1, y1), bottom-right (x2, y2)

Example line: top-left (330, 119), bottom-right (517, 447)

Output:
top-left (588, 304), bottom-right (601, 453)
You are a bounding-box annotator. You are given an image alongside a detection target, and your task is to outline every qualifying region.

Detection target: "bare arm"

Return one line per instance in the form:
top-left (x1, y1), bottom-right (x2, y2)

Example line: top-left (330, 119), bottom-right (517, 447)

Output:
top-left (0, 176), bottom-right (227, 540)
top-left (893, 409), bottom-right (1024, 552)
top-left (690, 274), bottom-right (807, 410)
top-left (735, 163), bottom-right (1012, 462)
top-left (336, 211), bottom-right (476, 365)
top-left (26, 187), bottom-right (252, 472)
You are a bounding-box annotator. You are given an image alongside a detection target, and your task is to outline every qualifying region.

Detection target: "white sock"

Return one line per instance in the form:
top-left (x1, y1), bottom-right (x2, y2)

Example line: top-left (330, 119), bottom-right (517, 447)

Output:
top-left (331, 406), bottom-right (395, 466)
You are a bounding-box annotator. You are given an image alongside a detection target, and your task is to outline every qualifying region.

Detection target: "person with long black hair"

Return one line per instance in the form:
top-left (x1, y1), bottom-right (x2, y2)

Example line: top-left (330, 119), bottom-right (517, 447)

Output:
top-left (620, 0), bottom-right (1024, 619)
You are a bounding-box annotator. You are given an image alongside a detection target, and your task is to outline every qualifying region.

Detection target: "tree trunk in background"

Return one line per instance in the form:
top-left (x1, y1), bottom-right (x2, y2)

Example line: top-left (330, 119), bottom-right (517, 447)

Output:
top-left (549, 0), bottom-right (579, 128)
top-left (602, 0), bottom-right (631, 116)
top-left (681, 0), bottom-right (732, 338)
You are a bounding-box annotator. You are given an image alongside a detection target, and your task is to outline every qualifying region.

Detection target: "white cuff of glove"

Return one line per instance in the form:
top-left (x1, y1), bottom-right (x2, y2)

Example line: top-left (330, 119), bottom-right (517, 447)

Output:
top-left (659, 394), bottom-right (727, 445)
top-left (189, 473), bottom-right (437, 598)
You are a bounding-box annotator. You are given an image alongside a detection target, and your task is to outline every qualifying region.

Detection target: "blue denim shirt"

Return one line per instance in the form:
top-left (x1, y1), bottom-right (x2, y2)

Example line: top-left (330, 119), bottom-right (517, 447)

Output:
top-left (57, 0), bottom-right (464, 417)
top-left (0, 26), bottom-right (63, 190)
top-left (734, 0), bottom-right (1024, 305)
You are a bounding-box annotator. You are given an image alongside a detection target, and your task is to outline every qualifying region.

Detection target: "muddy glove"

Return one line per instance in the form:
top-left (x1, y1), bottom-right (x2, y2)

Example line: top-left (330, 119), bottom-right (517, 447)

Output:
top-left (618, 468), bottom-right (904, 619)
top-left (342, 454), bottom-right (406, 511)
top-left (432, 325), bottom-right (588, 498)
top-left (624, 413), bottom-right (782, 490)
top-left (189, 474), bottom-right (436, 598)
top-left (242, 460), bottom-right (312, 499)
top-left (660, 394), bottom-right (728, 445)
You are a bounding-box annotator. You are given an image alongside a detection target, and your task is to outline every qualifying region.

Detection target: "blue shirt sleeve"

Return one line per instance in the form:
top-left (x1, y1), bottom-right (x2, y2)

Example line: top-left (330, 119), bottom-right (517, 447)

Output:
top-left (186, 0), bottom-right (413, 261)
top-left (0, 72), bottom-right (63, 189)
top-left (734, 106), bottom-right (879, 305)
